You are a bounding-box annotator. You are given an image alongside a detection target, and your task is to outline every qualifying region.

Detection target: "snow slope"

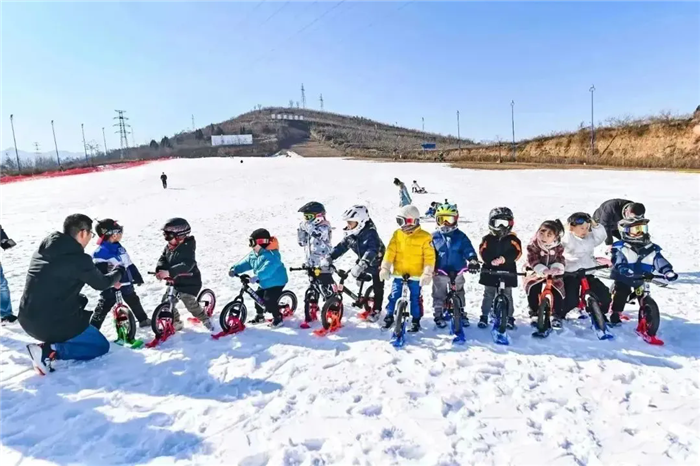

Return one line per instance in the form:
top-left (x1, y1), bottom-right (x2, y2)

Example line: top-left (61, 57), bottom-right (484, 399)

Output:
top-left (1, 158), bottom-right (699, 466)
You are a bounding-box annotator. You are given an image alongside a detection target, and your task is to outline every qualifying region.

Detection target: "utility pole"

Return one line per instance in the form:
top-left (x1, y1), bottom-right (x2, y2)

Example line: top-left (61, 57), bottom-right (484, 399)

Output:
top-left (192, 114), bottom-right (195, 131)
top-left (51, 120), bottom-right (61, 166)
top-left (34, 142), bottom-right (40, 171)
top-left (9, 114), bottom-right (21, 171)
top-left (81, 123), bottom-right (88, 163)
top-left (301, 83), bottom-right (306, 109)
top-left (589, 85), bottom-right (596, 157)
top-left (422, 117), bottom-right (425, 132)
top-left (457, 110), bottom-right (461, 156)
top-left (510, 100), bottom-right (516, 160)
top-left (319, 94), bottom-right (324, 111)
top-left (102, 127), bottom-right (108, 156)
top-left (113, 110), bottom-right (131, 159)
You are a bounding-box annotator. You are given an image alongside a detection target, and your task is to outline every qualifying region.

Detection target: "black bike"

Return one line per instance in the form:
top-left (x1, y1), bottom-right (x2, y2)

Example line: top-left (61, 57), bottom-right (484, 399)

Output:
top-left (435, 267), bottom-right (469, 344)
top-left (316, 267), bottom-right (376, 336)
top-left (219, 274), bottom-right (298, 334)
top-left (481, 270), bottom-right (527, 345)
top-left (289, 266), bottom-right (334, 329)
top-left (562, 265), bottom-right (612, 340)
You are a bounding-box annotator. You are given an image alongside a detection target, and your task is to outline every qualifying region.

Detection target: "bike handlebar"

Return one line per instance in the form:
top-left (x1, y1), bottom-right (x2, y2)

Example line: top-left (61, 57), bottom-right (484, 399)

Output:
top-left (481, 270), bottom-right (528, 277)
top-left (148, 271), bottom-right (193, 277)
top-left (562, 264), bottom-right (609, 277)
top-left (436, 267), bottom-right (470, 277)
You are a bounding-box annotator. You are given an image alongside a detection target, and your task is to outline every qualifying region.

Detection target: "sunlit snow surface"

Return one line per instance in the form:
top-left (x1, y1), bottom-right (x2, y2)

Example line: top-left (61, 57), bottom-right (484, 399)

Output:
top-left (1, 157), bottom-right (698, 465)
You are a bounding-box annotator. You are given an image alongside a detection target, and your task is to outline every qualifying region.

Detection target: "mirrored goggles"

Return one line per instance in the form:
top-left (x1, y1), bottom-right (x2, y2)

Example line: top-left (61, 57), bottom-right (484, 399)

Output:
top-left (396, 216), bottom-right (418, 227)
top-left (625, 223), bottom-right (648, 237)
top-left (436, 214), bottom-right (458, 226)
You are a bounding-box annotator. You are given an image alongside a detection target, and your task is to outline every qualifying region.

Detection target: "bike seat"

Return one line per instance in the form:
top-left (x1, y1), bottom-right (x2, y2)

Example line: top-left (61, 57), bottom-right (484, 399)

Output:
top-left (357, 273), bottom-right (372, 283)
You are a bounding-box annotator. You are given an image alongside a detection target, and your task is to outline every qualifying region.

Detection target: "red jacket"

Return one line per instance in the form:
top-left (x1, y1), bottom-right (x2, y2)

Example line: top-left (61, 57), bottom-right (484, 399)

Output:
top-left (523, 236), bottom-right (565, 297)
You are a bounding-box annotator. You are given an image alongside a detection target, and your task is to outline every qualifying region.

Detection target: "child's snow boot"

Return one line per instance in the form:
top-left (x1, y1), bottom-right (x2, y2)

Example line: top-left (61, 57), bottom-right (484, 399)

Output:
top-left (382, 314), bottom-right (394, 330)
top-left (407, 318), bottom-right (421, 333)
top-left (478, 315), bottom-right (489, 328)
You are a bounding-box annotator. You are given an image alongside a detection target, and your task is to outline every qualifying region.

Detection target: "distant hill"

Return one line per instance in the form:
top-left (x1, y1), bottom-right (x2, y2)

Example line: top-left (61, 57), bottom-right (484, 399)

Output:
top-left (2, 148), bottom-right (84, 166)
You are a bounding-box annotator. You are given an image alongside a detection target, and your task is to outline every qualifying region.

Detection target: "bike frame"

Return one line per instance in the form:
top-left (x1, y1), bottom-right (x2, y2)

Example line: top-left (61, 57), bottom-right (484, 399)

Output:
top-left (436, 268), bottom-right (468, 312)
top-left (112, 290), bottom-right (130, 339)
top-left (539, 275), bottom-right (558, 308)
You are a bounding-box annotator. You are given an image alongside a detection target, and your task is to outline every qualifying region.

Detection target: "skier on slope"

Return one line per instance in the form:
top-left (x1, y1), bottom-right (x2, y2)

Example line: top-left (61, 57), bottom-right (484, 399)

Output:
top-left (160, 172), bottom-right (168, 189)
top-left (393, 178), bottom-right (412, 207)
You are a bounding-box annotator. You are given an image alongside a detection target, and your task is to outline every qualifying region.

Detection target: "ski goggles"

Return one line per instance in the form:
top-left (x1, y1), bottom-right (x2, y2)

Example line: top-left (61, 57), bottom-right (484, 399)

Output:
top-left (303, 212), bottom-right (324, 221)
top-left (624, 223), bottom-right (648, 237)
top-left (491, 218), bottom-right (513, 229)
top-left (568, 214), bottom-right (592, 226)
top-left (249, 237), bottom-right (271, 247)
top-left (102, 225), bottom-right (123, 237)
top-left (436, 214), bottom-right (458, 226)
top-left (396, 216), bottom-right (419, 228)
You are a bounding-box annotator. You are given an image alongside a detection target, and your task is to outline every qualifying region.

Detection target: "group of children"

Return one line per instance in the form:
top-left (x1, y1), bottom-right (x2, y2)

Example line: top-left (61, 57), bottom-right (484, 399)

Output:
top-left (91, 197), bottom-right (678, 338)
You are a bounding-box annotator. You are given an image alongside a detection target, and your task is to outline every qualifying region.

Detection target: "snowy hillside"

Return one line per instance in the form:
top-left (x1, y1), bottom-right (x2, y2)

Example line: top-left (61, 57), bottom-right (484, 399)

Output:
top-left (1, 157), bottom-right (698, 466)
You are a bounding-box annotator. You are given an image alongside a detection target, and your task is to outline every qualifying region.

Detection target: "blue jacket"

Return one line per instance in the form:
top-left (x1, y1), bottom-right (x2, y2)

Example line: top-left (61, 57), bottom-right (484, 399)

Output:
top-left (93, 240), bottom-right (144, 297)
top-left (398, 184), bottom-right (412, 207)
top-left (230, 248), bottom-right (288, 289)
top-left (330, 220), bottom-right (385, 273)
top-left (611, 241), bottom-right (674, 286)
top-left (432, 229), bottom-right (477, 273)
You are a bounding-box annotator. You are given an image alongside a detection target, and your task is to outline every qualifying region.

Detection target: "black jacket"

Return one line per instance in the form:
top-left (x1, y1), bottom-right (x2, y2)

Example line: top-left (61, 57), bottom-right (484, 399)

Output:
top-left (155, 236), bottom-right (202, 296)
top-left (160, 174), bottom-right (167, 181)
top-left (478, 232), bottom-right (522, 288)
top-left (18, 232), bottom-right (122, 343)
top-left (593, 198), bottom-right (631, 245)
top-left (330, 220), bottom-right (385, 273)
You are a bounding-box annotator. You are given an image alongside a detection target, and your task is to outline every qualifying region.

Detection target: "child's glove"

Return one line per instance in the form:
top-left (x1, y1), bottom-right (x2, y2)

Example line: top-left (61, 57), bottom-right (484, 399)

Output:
top-left (491, 257), bottom-right (506, 266)
top-left (319, 256), bottom-right (331, 268)
top-left (249, 276), bottom-right (259, 284)
top-left (0, 238), bottom-right (16, 250)
top-left (420, 266), bottom-right (434, 286)
top-left (379, 262), bottom-right (391, 282)
top-left (351, 261), bottom-right (367, 279)
top-left (664, 271), bottom-right (678, 282)
top-left (228, 267), bottom-right (237, 277)
top-left (467, 260), bottom-right (480, 274)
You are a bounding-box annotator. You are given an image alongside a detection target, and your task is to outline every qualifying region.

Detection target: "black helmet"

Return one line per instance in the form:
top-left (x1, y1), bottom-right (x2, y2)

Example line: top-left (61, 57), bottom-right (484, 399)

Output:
top-left (249, 228), bottom-right (272, 248)
top-left (622, 202), bottom-right (646, 219)
top-left (298, 201), bottom-right (325, 215)
top-left (95, 218), bottom-right (123, 238)
top-left (162, 218), bottom-right (191, 239)
top-left (393, 178), bottom-right (401, 185)
top-left (567, 212), bottom-right (592, 226)
top-left (618, 217), bottom-right (650, 245)
top-left (488, 207), bottom-right (514, 237)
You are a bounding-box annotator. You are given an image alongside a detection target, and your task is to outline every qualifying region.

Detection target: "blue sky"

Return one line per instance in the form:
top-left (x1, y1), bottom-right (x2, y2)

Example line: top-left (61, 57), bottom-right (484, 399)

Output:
top-left (2, 1), bottom-right (698, 152)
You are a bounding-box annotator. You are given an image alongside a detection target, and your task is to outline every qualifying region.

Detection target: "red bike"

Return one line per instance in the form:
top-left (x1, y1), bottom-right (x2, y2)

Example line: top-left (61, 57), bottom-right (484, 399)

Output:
top-left (531, 273), bottom-right (563, 339)
top-left (562, 265), bottom-right (613, 340)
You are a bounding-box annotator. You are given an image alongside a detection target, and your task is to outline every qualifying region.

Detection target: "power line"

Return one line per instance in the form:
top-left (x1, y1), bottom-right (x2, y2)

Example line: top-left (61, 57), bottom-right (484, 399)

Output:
top-left (258, 0), bottom-right (290, 28)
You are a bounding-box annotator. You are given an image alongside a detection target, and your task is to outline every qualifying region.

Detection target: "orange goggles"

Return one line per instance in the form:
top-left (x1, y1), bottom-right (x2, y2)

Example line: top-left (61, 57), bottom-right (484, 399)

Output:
top-left (625, 224), bottom-right (648, 237)
top-left (436, 214), bottom-right (458, 226)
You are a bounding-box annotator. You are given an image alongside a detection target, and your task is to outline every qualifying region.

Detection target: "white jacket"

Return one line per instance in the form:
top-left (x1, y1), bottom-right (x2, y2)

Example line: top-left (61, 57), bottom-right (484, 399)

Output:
top-left (561, 224), bottom-right (607, 272)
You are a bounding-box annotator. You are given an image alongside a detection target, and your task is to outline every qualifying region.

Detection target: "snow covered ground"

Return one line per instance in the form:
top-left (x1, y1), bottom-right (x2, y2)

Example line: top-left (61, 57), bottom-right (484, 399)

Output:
top-left (1, 157), bottom-right (699, 466)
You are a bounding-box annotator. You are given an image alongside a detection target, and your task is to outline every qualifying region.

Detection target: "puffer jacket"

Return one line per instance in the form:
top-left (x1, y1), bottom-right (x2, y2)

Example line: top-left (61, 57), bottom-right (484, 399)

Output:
top-left (230, 238), bottom-right (288, 289)
top-left (561, 224), bottom-right (607, 273)
top-left (523, 237), bottom-right (565, 296)
top-left (432, 228), bottom-right (477, 274)
top-left (593, 198), bottom-right (632, 245)
top-left (478, 232), bottom-right (523, 288)
top-left (384, 227), bottom-right (435, 277)
top-left (297, 220), bottom-right (333, 268)
top-left (611, 241), bottom-right (673, 287)
top-left (330, 220), bottom-right (385, 273)
top-left (398, 183), bottom-right (412, 207)
top-left (155, 236), bottom-right (202, 296)
top-left (93, 240), bottom-right (144, 297)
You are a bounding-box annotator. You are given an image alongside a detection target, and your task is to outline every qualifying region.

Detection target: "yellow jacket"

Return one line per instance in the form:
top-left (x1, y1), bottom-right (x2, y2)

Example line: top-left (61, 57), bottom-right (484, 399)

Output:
top-left (384, 227), bottom-right (436, 277)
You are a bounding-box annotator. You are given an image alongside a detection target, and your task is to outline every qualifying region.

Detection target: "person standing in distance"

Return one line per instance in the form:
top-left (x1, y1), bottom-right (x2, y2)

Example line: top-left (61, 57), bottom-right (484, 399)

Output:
top-left (160, 172), bottom-right (168, 189)
top-left (20, 214), bottom-right (124, 375)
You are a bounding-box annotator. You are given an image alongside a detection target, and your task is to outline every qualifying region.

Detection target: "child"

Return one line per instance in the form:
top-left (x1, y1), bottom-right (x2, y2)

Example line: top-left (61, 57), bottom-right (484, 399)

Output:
top-left (91, 219), bottom-right (150, 329)
top-left (154, 217), bottom-right (214, 331)
top-left (425, 202), bottom-right (439, 218)
top-left (610, 218), bottom-right (677, 326)
top-left (379, 205), bottom-right (435, 332)
top-left (411, 180), bottom-right (426, 194)
top-left (523, 220), bottom-right (566, 328)
top-left (229, 228), bottom-right (289, 328)
top-left (560, 212), bottom-right (611, 321)
top-left (478, 207), bottom-right (522, 329)
top-left (327, 205), bottom-right (386, 321)
top-left (393, 178), bottom-right (412, 207)
top-left (297, 201), bottom-right (333, 269)
top-left (431, 202), bottom-right (480, 328)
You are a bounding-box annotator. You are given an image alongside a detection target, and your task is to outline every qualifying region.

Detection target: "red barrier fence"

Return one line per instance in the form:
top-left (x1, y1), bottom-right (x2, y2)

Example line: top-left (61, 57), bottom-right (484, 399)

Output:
top-left (0, 160), bottom-right (158, 184)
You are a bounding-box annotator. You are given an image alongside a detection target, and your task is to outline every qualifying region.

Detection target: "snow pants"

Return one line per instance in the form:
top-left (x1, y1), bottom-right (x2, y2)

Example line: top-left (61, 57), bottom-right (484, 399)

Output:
top-left (527, 283), bottom-right (564, 318)
top-left (254, 286), bottom-right (284, 320)
top-left (162, 291), bottom-right (208, 322)
top-left (563, 275), bottom-right (611, 317)
top-left (0, 264), bottom-right (12, 318)
top-left (54, 325), bottom-right (110, 361)
top-left (481, 286), bottom-right (514, 318)
top-left (91, 288), bottom-right (149, 329)
top-left (386, 278), bottom-right (421, 319)
top-left (432, 274), bottom-right (465, 319)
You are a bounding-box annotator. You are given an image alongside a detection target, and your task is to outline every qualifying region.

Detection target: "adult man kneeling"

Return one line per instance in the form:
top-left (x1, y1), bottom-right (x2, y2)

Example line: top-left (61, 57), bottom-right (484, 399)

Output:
top-left (20, 214), bottom-right (124, 375)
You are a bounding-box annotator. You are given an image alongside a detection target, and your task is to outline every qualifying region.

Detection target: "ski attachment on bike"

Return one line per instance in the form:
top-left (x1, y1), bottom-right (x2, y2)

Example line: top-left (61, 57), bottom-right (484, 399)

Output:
top-left (212, 317), bottom-right (245, 340)
top-left (636, 317), bottom-right (664, 345)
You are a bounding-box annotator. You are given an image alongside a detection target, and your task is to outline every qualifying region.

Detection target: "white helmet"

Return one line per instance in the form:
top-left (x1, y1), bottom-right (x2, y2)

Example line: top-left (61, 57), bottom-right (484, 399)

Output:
top-left (396, 205), bottom-right (421, 231)
top-left (342, 205), bottom-right (370, 237)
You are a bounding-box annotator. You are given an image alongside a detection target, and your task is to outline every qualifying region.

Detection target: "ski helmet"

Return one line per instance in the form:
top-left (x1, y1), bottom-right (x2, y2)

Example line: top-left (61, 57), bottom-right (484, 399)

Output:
top-left (341, 205), bottom-right (370, 237)
top-left (618, 217), bottom-right (650, 245)
top-left (537, 219), bottom-right (564, 249)
top-left (396, 205), bottom-right (421, 232)
top-left (622, 202), bottom-right (646, 220)
top-left (393, 178), bottom-right (401, 186)
top-left (488, 207), bottom-right (514, 237)
top-left (567, 212), bottom-right (592, 226)
top-left (435, 201), bottom-right (459, 233)
top-left (249, 228), bottom-right (272, 248)
top-left (298, 201), bottom-right (326, 225)
top-left (162, 218), bottom-right (191, 240)
top-left (95, 218), bottom-right (123, 238)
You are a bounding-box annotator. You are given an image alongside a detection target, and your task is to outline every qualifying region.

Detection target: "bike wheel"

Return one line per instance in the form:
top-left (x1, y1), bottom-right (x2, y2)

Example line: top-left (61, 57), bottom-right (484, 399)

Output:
top-left (643, 297), bottom-right (661, 337)
top-left (362, 285), bottom-right (376, 313)
top-left (197, 289), bottom-right (216, 318)
top-left (586, 295), bottom-right (606, 332)
top-left (320, 297), bottom-right (344, 330)
top-left (151, 303), bottom-right (174, 338)
top-left (537, 299), bottom-right (550, 334)
top-left (394, 300), bottom-right (407, 337)
top-left (494, 295), bottom-right (509, 334)
top-left (449, 296), bottom-right (463, 336)
top-left (114, 304), bottom-right (137, 342)
top-left (219, 300), bottom-right (247, 331)
top-left (304, 288), bottom-right (319, 321)
top-left (278, 290), bottom-right (298, 316)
